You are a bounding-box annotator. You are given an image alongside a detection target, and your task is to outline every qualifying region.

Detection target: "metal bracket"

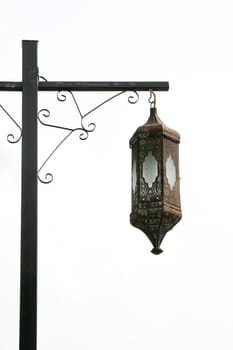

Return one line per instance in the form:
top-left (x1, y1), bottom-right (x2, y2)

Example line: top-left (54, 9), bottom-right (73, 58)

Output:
top-left (37, 89), bottom-right (139, 183)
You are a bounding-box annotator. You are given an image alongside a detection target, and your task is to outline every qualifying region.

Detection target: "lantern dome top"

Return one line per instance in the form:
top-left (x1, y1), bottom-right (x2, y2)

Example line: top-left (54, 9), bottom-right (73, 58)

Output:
top-left (131, 107), bottom-right (180, 144)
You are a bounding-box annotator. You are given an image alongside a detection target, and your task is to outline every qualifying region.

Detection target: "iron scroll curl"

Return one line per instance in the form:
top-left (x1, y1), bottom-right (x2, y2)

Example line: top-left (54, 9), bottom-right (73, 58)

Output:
top-left (0, 104), bottom-right (22, 143)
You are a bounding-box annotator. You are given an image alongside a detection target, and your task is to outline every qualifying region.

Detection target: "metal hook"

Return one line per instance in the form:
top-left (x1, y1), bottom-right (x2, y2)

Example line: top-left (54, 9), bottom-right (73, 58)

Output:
top-left (148, 89), bottom-right (156, 108)
top-left (39, 76), bottom-right (48, 82)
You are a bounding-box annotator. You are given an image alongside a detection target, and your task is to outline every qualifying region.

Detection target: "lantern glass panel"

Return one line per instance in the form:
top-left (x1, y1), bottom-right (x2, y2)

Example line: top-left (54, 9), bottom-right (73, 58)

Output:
top-left (143, 151), bottom-right (158, 188)
top-left (166, 154), bottom-right (176, 190)
top-left (132, 155), bottom-right (137, 193)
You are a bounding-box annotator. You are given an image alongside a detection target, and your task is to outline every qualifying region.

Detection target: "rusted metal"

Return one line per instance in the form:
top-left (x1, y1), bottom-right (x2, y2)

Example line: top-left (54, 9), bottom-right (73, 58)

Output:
top-left (130, 106), bottom-right (182, 254)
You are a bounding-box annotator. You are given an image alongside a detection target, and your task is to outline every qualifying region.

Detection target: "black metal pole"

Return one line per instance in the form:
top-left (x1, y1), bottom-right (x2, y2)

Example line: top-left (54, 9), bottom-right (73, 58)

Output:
top-left (19, 40), bottom-right (38, 350)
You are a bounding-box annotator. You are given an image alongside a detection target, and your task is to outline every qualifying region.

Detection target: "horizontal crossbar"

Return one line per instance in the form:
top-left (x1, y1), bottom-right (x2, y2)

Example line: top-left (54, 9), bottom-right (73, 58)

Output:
top-left (0, 81), bottom-right (169, 92)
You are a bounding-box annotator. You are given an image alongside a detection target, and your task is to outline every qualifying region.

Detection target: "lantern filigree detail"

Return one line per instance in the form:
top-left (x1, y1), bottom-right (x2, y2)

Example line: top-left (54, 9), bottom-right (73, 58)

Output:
top-left (129, 101), bottom-right (182, 255)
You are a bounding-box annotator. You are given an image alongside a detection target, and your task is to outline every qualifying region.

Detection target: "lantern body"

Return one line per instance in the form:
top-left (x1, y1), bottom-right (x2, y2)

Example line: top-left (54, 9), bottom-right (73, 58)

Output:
top-left (130, 107), bottom-right (182, 254)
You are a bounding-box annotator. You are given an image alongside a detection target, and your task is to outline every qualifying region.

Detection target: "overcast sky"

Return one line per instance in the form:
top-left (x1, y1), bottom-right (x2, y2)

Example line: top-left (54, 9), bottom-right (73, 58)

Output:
top-left (0, 0), bottom-right (233, 349)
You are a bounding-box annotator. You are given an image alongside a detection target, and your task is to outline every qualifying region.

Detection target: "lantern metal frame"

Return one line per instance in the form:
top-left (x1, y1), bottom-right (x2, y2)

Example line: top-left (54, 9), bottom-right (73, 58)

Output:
top-left (0, 40), bottom-right (171, 350)
top-left (129, 95), bottom-right (182, 254)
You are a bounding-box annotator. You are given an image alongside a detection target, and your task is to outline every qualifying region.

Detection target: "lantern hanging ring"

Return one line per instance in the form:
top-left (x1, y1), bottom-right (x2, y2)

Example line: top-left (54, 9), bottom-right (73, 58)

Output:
top-left (148, 89), bottom-right (156, 108)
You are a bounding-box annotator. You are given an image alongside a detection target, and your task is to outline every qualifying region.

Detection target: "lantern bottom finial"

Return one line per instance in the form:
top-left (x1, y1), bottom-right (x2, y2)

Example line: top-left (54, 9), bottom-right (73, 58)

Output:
top-left (151, 247), bottom-right (163, 255)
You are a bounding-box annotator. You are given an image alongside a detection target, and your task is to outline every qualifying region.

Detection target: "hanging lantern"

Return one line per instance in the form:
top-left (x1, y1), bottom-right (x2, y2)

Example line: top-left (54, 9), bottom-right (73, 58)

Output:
top-left (129, 92), bottom-right (182, 254)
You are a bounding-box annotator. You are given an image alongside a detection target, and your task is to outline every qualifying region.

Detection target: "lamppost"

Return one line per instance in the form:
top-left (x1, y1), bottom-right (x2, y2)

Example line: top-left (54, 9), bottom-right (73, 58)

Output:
top-left (0, 40), bottom-right (181, 350)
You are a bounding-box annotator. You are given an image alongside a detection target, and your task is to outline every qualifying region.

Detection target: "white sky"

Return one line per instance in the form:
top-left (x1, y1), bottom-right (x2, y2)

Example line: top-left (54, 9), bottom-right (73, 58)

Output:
top-left (0, 0), bottom-right (233, 349)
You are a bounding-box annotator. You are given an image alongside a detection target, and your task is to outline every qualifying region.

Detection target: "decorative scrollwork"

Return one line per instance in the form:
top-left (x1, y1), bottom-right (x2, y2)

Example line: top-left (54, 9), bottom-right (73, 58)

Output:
top-left (38, 172), bottom-right (53, 184)
top-left (38, 90), bottom-right (140, 184)
top-left (0, 104), bottom-right (22, 143)
top-left (38, 108), bottom-right (50, 122)
top-left (128, 91), bottom-right (139, 104)
top-left (37, 129), bottom-right (74, 184)
top-left (39, 76), bottom-right (48, 82)
top-left (57, 91), bottom-right (67, 102)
